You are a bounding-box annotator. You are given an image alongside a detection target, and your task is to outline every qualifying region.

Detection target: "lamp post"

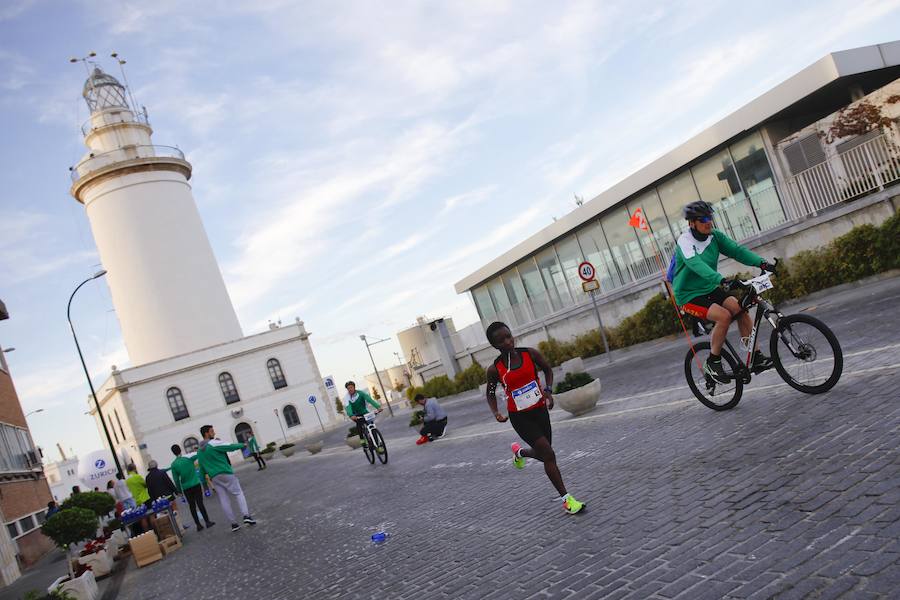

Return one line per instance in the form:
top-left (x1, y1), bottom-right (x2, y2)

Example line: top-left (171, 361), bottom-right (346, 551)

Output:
top-left (25, 408), bottom-right (44, 418)
top-left (68, 270), bottom-right (123, 478)
top-left (273, 409), bottom-right (287, 443)
top-left (360, 334), bottom-right (393, 417)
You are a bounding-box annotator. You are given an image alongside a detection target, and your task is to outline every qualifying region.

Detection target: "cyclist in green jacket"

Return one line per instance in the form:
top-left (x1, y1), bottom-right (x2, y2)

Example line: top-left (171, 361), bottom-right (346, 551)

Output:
top-left (672, 201), bottom-right (776, 382)
top-left (344, 381), bottom-right (382, 449)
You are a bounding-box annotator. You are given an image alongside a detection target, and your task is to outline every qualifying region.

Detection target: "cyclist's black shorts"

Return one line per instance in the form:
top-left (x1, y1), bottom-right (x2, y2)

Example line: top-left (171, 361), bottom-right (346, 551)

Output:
top-left (683, 288), bottom-right (730, 320)
top-left (509, 406), bottom-right (552, 447)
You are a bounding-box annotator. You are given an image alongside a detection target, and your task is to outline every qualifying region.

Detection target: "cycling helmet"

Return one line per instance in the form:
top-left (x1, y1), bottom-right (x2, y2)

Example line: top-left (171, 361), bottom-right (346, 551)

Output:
top-left (344, 380), bottom-right (356, 389)
top-left (683, 200), bottom-right (714, 220)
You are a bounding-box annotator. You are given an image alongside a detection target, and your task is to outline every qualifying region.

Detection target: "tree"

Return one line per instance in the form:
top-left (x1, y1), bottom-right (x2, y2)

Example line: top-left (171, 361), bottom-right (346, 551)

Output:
top-left (61, 491), bottom-right (115, 519)
top-left (41, 508), bottom-right (99, 580)
top-left (371, 386), bottom-right (381, 400)
top-left (334, 396), bottom-right (344, 414)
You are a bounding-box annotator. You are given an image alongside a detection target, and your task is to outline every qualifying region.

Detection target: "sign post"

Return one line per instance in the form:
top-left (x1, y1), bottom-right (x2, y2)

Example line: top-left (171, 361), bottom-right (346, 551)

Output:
top-left (273, 408), bottom-right (287, 443)
top-left (308, 395), bottom-right (325, 432)
top-left (579, 262), bottom-right (612, 363)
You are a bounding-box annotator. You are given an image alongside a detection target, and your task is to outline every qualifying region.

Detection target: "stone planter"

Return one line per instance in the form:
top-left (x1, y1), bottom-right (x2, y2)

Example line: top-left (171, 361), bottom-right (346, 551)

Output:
top-left (49, 570), bottom-right (99, 600)
top-left (260, 451), bottom-right (276, 462)
top-left (78, 548), bottom-right (114, 578)
top-left (305, 441), bottom-right (324, 454)
top-left (108, 529), bottom-right (128, 551)
top-left (346, 436), bottom-right (362, 450)
top-left (554, 379), bottom-right (602, 416)
top-left (280, 445), bottom-right (296, 458)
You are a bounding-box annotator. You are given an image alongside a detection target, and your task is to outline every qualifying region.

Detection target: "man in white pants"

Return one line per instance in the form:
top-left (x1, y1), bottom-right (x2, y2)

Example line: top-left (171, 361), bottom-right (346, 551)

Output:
top-left (196, 425), bottom-right (257, 532)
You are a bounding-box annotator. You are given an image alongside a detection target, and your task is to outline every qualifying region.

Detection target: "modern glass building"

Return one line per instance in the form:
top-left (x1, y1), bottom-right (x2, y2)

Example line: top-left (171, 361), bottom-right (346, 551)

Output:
top-left (455, 41), bottom-right (900, 332)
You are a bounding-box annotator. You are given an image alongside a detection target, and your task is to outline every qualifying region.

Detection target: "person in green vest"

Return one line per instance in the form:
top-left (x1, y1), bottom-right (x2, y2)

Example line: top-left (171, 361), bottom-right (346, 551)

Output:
top-left (247, 434), bottom-right (266, 470)
top-left (125, 463), bottom-right (150, 506)
top-left (197, 425), bottom-right (257, 532)
top-left (170, 445), bottom-right (215, 531)
top-left (344, 381), bottom-right (382, 450)
top-left (672, 200), bottom-right (777, 383)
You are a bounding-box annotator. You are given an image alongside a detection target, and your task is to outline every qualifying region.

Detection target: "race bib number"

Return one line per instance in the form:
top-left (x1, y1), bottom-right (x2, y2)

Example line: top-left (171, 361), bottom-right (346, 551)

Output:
top-left (511, 380), bottom-right (543, 411)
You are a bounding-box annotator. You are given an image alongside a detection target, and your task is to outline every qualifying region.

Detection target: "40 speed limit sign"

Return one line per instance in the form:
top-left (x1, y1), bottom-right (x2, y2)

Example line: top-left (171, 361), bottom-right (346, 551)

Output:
top-left (578, 261), bottom-right (596, 282)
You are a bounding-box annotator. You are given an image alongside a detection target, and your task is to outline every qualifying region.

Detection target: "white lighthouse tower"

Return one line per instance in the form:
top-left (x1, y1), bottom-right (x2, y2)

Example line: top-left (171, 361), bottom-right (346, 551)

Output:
top-left (70, 67), bottom-right (243, 365)
top-left (71, 63), bottom-right (339, 474)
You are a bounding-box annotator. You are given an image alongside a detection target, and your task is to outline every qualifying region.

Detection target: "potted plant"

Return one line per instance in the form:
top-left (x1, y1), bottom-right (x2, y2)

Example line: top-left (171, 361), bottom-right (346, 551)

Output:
top-left (553, 372), bottom-right (602, 416)
top-left (260, 441), bottom-right (276, 462)
top-left (304, 440), bottom-right (324, 454)
top-left (41, 508), bottom-right (102, 599)
top-left (279, 443), bottom-right (296, 457)
top-left (409, 410), bottom-right (425, 427)
top-left (345, 426), bottom-right (362, 449)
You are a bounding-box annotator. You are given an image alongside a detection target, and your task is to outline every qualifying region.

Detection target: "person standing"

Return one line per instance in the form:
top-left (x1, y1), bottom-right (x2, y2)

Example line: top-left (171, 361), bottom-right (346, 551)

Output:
top-left (247, 434), bottom-right (266, 470)
top-left (170, 444), bottom-right (214, 531)
top-left (145, 460), bottom-right (177, 501)
top-left (414, 394), bottom-right (448, 445)
top-left (197, 425), bottom-right (257, 532)
top-left (113, 472), bottom-right (137, 511)
top-left (125, 464), bottom-right (150, 508)
top-left (484, 322), bottom-right (585, 515)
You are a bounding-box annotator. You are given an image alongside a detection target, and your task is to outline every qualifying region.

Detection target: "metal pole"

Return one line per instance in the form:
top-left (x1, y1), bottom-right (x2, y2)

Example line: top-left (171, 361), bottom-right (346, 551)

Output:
top-left (273, 409), bottom-right (287, 443)
top-left (313, 403), bottom-right (325, 432)
top-left (68, 272), bottom-right (123, 478)
top-left (589, 289), bottom-right (612, 363)
top-left (363, 341), bottom-right (394, 417)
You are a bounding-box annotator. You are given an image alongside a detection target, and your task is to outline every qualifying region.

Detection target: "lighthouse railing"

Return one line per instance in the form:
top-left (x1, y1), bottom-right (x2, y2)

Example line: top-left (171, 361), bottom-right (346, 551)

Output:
top-left (70, 145), bottom-right (185, 182)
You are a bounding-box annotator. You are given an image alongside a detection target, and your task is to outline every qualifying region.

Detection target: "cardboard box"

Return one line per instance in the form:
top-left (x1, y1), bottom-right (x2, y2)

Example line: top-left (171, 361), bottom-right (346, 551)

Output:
top-left (128, 531), bottom-right (163, 568)
top-left (152, 512), bottom-right (177, 540)
top-left (158, 535), bottom-right (182, 555)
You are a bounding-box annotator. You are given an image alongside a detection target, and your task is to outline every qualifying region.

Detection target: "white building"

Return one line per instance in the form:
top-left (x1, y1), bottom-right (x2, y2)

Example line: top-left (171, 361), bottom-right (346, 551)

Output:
top-left (69, 67), bottom-right (337, 471)
top-left (44, 457), bottom-right (81, 502)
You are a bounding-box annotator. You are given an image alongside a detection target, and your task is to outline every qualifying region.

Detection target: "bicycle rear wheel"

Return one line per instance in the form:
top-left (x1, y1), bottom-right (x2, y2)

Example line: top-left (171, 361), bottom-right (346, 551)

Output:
top-left (362, 430), bottom-right (376, 464)
top-left (372, 429), bottom-right (388, 464)
top-left (770, 314), bottom-right (842, 394)
top-left (684, 341), bottom-right (744, 411)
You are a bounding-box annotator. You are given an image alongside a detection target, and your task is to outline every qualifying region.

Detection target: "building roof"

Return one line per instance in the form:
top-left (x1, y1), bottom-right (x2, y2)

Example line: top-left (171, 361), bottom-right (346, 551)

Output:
top-left (454, 40), bottom-right (900, 293)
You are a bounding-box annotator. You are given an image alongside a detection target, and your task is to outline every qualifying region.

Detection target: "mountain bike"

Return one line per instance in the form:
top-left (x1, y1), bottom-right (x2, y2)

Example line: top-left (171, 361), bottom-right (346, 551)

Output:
top-left (684, 267), bottom-right (843, 411)
top-left (360, 412), bottom-right (388, 465)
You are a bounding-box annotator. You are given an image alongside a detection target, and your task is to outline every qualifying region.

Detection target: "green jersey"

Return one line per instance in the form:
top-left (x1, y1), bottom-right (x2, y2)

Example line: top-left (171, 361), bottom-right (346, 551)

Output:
top-left (197, 439), bottom-right (245, 480)
top-left (169, 455), bottom-right (200, 492)
top-left (345, 390), bottom-right (380, 417)
top-left (672, 229), bottom-right (763, 306)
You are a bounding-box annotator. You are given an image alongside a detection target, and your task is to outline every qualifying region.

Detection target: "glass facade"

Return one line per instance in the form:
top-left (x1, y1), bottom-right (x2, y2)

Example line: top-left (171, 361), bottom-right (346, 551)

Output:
top-left (467, 129), bottom-right (789, 330)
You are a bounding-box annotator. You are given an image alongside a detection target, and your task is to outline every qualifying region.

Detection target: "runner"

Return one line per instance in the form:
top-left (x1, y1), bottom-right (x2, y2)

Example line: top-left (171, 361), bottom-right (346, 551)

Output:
top-left (484, 322), bottom-right (585, 515)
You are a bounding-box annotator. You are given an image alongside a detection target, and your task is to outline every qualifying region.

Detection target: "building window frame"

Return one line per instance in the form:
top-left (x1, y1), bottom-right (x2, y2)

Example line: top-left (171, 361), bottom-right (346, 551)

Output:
top-left (166, 387), bottom-right (190, 421)
top-left (218, 372), bottom-right (241, 405)
top-left (267, 358), bottom-right (287, 390)
top-left (183, 437), bottom-right (199, 454)
top-left (283, 404), bottom-right (301, 428)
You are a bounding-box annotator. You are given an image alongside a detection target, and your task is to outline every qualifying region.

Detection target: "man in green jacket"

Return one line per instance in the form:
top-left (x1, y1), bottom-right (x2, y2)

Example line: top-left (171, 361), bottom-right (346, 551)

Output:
top-left (247, 434), bottom-right (266, 471)
top-left (170, 445), bottom-right (214, 531)
top-left (344, 381), bottom-right (382, 448)
top-left (197, 425), bottom-right (256, 532)
top-left (673, 200), bottom-right (777, 382)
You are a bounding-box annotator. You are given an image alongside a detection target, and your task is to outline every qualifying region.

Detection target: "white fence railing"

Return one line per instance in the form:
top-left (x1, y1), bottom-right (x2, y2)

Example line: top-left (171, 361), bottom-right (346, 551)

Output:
top-left (785, 130), bottom-right (900, 217)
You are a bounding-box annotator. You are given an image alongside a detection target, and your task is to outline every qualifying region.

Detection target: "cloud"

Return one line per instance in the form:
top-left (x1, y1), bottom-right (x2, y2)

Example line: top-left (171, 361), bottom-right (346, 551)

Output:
top-left (0, 212), bottom-right (99, 284)
top-left (438, 185), bottom-right (496, 217)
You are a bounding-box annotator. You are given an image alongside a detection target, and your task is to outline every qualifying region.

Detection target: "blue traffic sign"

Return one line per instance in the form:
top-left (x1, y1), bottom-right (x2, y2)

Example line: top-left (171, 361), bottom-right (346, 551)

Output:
top-left (308, 395), bottom-right (317, 404)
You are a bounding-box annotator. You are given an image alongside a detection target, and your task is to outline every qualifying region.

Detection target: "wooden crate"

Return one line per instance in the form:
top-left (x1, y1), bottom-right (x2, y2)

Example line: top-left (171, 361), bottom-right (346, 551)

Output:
top-left (158, 535), bottom-right (182, 555)
top-left (128, 531), bottom-right (163, 568)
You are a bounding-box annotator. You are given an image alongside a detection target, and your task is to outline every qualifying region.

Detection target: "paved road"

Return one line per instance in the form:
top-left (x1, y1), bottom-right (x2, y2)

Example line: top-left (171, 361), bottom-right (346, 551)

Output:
top-left (107, 277), bottom-right (900, 598)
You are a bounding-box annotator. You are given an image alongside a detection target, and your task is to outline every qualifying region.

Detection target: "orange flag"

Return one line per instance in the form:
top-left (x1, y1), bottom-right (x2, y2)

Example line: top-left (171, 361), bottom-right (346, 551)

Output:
top-left (628, 207), bottom-right (648, 231)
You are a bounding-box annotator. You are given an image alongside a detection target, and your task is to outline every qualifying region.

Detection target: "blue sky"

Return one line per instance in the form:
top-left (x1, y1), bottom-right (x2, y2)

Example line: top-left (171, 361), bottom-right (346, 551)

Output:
top-left (2, 0), bottom-right (899, 461)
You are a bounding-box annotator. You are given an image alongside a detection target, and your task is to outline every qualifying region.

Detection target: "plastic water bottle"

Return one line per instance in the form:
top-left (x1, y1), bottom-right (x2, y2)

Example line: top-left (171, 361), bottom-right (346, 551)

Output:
top-left (371, 531), bottom-right (389, 544)
top-left (204, 488), bottom-right (211, 497)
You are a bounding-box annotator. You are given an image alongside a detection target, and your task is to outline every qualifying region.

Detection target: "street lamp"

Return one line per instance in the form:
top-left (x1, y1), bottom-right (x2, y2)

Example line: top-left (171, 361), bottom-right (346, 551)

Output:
top-left (68, 270), bottom-right (123, 478)
top-left (1, 347), bottom-right (14, 353)
top-left (25, 408), bottom-right (44, 418)
top-left (360, 334), bottom-right (394, 417)
top-left (273, 408), bottom-right (287, 443)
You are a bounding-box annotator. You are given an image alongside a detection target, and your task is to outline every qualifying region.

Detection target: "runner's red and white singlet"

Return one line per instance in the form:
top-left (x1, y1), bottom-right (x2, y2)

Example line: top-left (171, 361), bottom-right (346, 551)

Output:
top-left (495, 348), bottom-right (545, 414)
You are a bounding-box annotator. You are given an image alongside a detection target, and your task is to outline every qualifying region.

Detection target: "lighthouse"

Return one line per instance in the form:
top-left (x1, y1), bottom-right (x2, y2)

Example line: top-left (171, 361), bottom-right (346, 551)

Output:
top-left (70, 67), bottom-right (243, 365)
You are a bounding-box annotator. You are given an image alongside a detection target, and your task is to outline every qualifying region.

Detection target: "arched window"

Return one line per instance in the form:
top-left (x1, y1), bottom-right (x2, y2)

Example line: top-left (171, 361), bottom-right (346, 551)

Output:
top-left (283, 404), bottom-right (300, 428)
top-left (166, 387), bottom-right (189, 421)
top-left (218, 372), bottom-right (240, 404)
top-left (267, 358), bottom-right (287, 390)
top-left (234, 422), bottom-right (253, 444)
top-left (183, 437), bottom-right (199, 454)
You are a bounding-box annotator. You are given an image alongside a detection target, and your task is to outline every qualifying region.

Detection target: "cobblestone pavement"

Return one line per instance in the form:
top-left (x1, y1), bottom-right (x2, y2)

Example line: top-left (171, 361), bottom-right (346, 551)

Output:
top-left (109, 277), bottom-right (900, 600)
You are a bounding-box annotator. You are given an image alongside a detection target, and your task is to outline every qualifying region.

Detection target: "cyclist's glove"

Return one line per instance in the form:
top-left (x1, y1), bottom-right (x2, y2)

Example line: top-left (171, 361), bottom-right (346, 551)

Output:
top-left (721, 278), bottom-right (745, 292)
top-left (760, 260), bottom-right (777, 274)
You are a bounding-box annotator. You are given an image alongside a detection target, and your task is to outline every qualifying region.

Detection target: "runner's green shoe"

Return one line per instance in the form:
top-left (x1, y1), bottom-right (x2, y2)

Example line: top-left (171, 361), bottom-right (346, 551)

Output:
top-left (562, 493), bottom-right (585, 515)
top-left (511, 443), bottom-right (526, 469)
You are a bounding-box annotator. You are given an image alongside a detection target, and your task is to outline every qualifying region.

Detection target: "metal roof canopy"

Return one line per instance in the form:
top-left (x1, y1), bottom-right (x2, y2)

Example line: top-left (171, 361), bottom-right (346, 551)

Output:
top-left (454, 40), bottom-right (900, 294)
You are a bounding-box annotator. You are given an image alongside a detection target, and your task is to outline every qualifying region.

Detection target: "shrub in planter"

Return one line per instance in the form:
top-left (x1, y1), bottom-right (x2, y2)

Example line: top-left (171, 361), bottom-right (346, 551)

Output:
top-left (553, 372), bottom-right (595, 394)
top-left (278, 443), bottom-right (295, 451)
top-left (421, 375), bottom-right (457, 398)
top-left (41, 508), bottom-right (99, 580)
top-left (61, 492), bottom-right (115, 519)
top-left (454, 361), bottom-right (486, 392)
top-left (409, 409), bottom-right (425, 427)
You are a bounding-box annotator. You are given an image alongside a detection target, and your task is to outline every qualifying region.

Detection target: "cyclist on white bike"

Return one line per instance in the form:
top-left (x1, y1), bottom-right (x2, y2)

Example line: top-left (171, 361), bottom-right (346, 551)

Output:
top-left (344, 381), bottom-right (382, 449)
top-left (672, 201), bottom-right (777, 383)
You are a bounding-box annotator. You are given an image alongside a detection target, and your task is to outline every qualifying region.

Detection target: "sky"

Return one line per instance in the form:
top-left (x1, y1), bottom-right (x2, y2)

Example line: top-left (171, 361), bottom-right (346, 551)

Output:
top-left (1, 0), bottom-right (899, 462)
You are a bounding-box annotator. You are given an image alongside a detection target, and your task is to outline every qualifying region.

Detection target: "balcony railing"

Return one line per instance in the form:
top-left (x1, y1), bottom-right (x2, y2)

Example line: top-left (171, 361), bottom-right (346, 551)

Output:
top-left (785, 130), bottom-right (900, 217)
top-left (70, 145), bottom-right (185, 182)
top-left (80, 108), bottom-right (150, 136)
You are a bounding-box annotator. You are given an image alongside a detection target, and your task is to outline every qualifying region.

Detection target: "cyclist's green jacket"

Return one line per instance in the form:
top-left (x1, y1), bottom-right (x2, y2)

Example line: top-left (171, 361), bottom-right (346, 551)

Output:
top-left (672, 229), bottom-right (763, 306)
top-left (197, 439), bottom-right (245, 480)
top-left (169, 455), bottom-right (200, 492)
top-left (345, 390), bottom-right (380, 417)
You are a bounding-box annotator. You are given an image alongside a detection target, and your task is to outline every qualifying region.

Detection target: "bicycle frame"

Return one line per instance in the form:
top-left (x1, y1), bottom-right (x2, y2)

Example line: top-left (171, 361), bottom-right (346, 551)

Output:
top-left (719, 272), bottom-right (783, 383)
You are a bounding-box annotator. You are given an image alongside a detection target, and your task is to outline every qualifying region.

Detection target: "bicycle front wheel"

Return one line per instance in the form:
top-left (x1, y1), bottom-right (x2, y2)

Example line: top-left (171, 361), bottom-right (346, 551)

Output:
top-left (770, 314), bottom-right (842, 394)
top-left (684, 341), bottom-right (744, 411)
top-left (363, 430), bottom-right (376, 464)
top-left (372, 429), bottom-right (388, 464)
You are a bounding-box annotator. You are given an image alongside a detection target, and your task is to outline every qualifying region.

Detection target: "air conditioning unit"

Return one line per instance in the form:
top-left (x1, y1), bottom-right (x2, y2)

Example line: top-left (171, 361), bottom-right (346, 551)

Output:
top-left (26, 450), bottom-right (40, 467)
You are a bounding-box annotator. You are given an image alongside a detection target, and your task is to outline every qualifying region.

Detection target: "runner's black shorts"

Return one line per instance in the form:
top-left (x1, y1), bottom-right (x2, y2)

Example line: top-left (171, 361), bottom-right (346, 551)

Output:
top-left (683, 287), bottom-right (730, 320)
top-left (509, 405), bottom-right (552, 447)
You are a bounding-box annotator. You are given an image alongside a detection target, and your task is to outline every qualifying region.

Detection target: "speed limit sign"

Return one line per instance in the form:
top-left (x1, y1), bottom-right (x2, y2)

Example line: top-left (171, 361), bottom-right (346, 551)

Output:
top-left (578, 261), bottom-right (596, 282)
